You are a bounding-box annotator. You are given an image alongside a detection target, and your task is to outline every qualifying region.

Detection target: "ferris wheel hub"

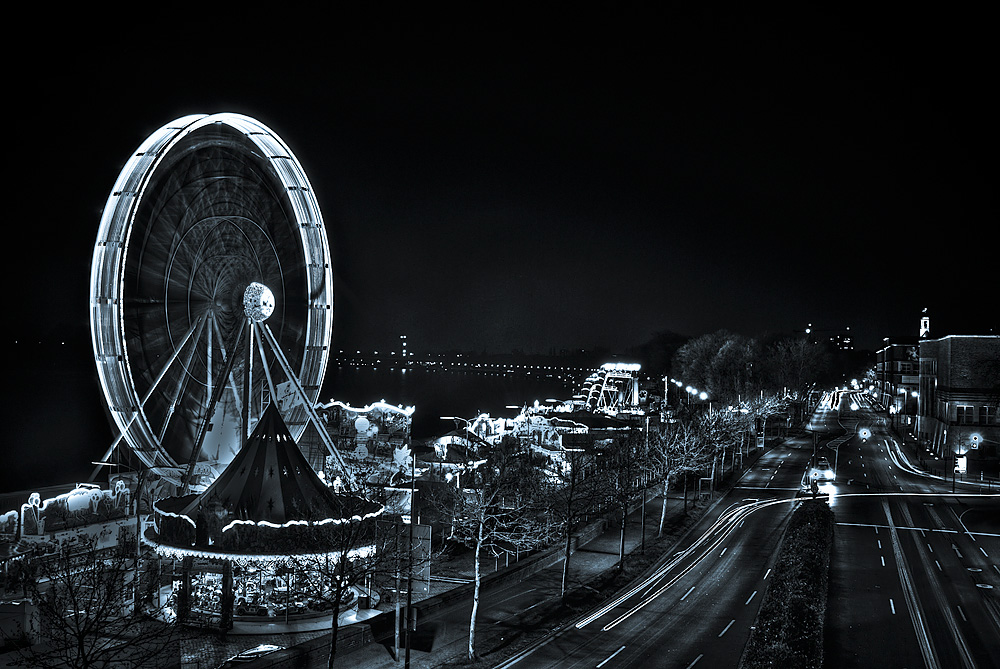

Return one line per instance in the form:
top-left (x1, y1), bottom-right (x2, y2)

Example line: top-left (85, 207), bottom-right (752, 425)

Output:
top-left (243, 282), bottom-right (275, 322)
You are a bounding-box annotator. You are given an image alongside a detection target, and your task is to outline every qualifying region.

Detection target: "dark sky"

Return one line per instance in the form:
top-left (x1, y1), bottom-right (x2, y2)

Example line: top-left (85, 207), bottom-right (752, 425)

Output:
top-left (11, 16), bottom-right (994, 358)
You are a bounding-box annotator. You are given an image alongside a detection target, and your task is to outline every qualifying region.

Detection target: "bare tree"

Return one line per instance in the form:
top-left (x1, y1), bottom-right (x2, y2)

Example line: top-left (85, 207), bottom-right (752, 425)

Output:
top-left (290, 511), bottom-right (402, 669)
top-left (601, 429), bottom-right (650, 571)
top-left (2, 534), bottom-right (186, 668)
top-left (430, 436), bottom-right (554, 661)
top-left (540, 446), bottom-right (605, 597)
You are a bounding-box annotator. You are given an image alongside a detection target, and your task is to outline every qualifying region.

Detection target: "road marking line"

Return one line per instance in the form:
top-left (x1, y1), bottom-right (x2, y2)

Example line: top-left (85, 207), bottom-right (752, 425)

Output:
top-left (684, 654), bottom-right (704, 669)
top-left (718, 619), bottom-right (735, 637)
top-left (745, 590), bottom-right (757, 605)
top-left (720, 548), bottom-right (727, 557)
top-left (763, 568), bottom-right (771, 580)
top-left (597, 646), bottom-right (626, 667)
top-left (957, 605), bottom-right (967, 622)
top-left (889, 598), bottom-right (896, 614)
top-left (935, 560), bottom-right (942, 571)
top-left (927, 543), bottom-right (933, 552)
top-left (881, 556), bottom-right (885, 567)
top-left (981, 547), bottom-right (989, 557)
top-left (681, 586), bottom-right (695, 601)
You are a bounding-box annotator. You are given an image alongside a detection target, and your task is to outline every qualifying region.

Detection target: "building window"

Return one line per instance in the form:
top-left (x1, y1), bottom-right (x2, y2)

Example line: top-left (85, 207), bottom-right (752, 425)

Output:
top-left (956, 405), bottom-right (975, 425)
top-left (984, 406), bottom-right (998, 425)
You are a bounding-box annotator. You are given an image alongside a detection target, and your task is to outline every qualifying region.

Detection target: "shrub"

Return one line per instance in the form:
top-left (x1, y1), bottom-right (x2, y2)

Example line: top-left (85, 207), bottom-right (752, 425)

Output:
top-left (742, 500), bottom-right (834, 669)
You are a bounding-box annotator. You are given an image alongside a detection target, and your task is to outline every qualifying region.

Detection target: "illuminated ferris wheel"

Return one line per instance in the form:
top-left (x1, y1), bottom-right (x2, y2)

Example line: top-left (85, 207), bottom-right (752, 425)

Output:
top-left (89, 113), bottom-right (342, 488)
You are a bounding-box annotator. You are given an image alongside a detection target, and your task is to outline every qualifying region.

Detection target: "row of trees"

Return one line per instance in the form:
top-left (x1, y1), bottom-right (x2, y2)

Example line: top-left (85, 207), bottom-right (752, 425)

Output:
top-left (670, 330), bottom-right (829, 404)
top-left (432, 394), bottom-right (789, 661)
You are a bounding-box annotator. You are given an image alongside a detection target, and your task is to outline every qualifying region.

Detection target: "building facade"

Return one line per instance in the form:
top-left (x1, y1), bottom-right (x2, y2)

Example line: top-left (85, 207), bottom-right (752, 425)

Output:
top-left (875, 338), bottom-right (921, 431)
top-left (916, 335), bottom-right (1000, 477)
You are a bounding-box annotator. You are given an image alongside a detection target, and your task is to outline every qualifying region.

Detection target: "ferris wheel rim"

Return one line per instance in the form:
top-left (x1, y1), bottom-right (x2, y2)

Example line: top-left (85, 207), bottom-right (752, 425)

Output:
top-left (90, 113), bottom-right (333, 472)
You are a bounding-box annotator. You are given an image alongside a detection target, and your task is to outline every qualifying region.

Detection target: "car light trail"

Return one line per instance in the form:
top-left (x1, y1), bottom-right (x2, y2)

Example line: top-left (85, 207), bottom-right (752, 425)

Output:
top-left (582, 497), bottom-right (798, 632)
top-left (578, 491), bottom-right (1000, 635)
top-left (596, 646), bottom-right (626, 668)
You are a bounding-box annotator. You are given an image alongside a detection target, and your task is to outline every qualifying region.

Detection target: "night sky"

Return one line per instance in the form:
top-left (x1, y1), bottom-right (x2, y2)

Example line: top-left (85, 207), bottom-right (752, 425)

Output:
top-left (3, 16), bottom-right (994, 491)
top-left (14, 18), bottom-right (994, 357)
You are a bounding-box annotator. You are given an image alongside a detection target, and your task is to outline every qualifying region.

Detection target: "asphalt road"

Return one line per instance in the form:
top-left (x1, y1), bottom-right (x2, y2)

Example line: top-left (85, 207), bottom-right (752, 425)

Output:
top-left (825, 393), bottom-right (1000, 669)
top-left (497, 416), bottom-right (830, 668)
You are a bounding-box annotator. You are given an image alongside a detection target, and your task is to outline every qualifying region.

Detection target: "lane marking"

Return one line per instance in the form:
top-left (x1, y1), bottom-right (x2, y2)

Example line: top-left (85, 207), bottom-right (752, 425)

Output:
top-left (597, 646), bottom-right (626, 668)
top-left (718, 619), bottom-right (735, 637)
top-left (745, 590), bottom-right (757, 605)
top-left (890, 598), bottom-right (896, 614)
top-left (681, 586), bottom-right (695, 601)
top-left (684, 655), bottom-right (704, 669)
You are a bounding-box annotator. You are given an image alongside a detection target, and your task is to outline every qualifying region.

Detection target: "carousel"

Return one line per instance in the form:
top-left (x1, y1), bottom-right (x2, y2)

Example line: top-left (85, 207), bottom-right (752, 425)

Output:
top-left (145, 404), bottom-right (384, 631)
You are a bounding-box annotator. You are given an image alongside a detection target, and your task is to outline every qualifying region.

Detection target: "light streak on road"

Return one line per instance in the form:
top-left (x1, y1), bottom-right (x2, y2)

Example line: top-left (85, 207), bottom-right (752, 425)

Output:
top-left (596, 646), bottom-right (626, 667)
top-left (578, 496), bottom-right (797, 631)
top-left (580, 490), bottom-right (1000, 634)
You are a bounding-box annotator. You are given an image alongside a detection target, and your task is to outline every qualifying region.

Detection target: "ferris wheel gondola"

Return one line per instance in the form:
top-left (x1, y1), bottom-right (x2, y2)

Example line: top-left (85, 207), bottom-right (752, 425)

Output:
top-left (90, 113), bottom-right (340, 488)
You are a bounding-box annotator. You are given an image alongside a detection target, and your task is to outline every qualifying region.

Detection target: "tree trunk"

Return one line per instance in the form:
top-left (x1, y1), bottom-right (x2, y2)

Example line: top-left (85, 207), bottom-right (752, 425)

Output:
top-left (468, 522), bottom-right (483, 660)
top-left (618, 505), bottom-right (627, 568)
top-left (327, 560), bottom-right (346, 669)
top-left (659, 479), bottom-right (669, 536)
top-left (561, 531), bottom-right (573, 598)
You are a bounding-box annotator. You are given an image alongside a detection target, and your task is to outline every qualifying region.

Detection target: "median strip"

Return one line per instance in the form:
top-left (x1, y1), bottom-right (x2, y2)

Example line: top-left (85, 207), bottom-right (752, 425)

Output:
top-left (741, 500), bottom-right (834, 669)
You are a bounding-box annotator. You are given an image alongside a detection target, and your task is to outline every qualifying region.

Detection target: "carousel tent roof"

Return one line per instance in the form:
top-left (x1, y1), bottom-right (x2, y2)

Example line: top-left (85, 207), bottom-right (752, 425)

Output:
top-left (176, 403), bottom-right (345, 526)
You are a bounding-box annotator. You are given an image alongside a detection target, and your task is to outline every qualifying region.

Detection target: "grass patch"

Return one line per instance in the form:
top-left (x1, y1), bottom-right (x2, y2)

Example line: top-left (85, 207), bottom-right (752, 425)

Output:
top-left (742, 499), bottom-right (834, 669)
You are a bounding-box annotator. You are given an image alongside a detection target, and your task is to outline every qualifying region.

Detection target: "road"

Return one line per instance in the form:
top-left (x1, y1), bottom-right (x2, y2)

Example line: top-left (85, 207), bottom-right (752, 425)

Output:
top-left (497, 410), bottom-right (838, 668)
top-left (824, 392), bottom-right (1000, 669)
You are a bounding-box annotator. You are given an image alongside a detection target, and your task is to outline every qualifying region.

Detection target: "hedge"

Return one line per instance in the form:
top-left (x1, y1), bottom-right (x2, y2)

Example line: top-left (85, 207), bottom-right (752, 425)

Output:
top-left (742, 500), bottom-right (834, 669)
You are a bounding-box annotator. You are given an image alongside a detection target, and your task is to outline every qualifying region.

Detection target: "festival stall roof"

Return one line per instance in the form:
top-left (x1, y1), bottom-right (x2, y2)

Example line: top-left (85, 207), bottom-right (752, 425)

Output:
top-left (173, 403), bottom-right (347, 525)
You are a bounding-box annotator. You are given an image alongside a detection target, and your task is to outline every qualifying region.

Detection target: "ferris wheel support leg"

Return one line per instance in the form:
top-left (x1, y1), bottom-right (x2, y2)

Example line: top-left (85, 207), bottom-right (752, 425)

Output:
top-left (242, 320), bottom-right (253, 451)
top-left (253, 323), bottom-right (278, 406)
top-left (210, 313), bottom-right (244, 420)
top-left (258, 323), bottom-right (354, 488)
top-left (89, 314), bottom-right (207, 482)
top-left (158, 315), bottom-right (213, 445)
top-left (182, 318), bottom-right (247, 493)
